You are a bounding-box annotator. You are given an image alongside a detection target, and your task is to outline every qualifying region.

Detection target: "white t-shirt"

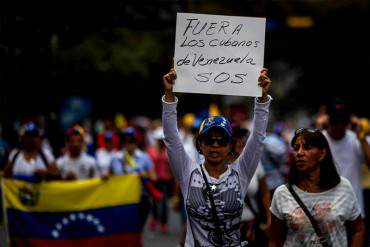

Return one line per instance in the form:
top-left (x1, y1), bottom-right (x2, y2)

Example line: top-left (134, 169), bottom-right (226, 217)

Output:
top-left (9, 149), bottom-right (55, 177)
top-left (95, 148), bottom-right (119, 175)
top-left (56, 152), bottom-right (97, 180)
top-left (270, 177), bottom-right (361, 247)
top-left (241, 162), bottom-right (265, 222)
top-left (323, 129), bottom-right (365, 216)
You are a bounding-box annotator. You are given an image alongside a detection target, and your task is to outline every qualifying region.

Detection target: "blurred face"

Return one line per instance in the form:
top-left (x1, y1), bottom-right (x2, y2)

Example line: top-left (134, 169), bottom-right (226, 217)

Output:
top-left (22, 134), bottom-right (41, 152)
top-left (105, 139), bottom-right (114, 150)
top-left (68, 135), bottom-right (84, 157)
top-left (233, 136), bottom-right (247, 157)
top-left (123, 137), bottom-right (137, 154)
top-left (199, 129), bottom-right (231, 165)
top-left (327, 122), bottom-right (346, 140)
top-left (292, 136), bottom-right (326, 174)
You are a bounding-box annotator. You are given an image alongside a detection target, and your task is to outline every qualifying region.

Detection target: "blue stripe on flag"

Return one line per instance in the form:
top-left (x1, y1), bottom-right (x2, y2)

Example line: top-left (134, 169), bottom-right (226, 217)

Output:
top-left (7, 204), bottom-right (141, 239)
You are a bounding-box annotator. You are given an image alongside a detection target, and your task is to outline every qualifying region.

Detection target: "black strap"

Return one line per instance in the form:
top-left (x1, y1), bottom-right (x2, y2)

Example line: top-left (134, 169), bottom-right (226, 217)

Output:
top-left (200, 164), bottom-right (224, 246)
top-left (286, 184), bottom-right (330, 247)
top-left (38, 150), bottom-right (50, 167)
top-left (10, 150), bottom-right (21, 167)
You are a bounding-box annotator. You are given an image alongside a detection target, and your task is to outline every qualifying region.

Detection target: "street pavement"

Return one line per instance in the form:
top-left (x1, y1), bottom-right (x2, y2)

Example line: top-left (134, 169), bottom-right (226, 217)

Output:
top-left (143, 208), bottom-right (182, 247)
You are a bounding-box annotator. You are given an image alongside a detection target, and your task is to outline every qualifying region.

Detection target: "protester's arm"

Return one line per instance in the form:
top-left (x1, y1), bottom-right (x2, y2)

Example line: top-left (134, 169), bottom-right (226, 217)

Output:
top-left (268, 214), bottom-right (286, 247)
top-left (3, 149), bottom-right (20, 178)
top-left (3, 160), bottom-right (13, 178)
top-left (46, 162), bottom-right (61, 180)
top-left (34, 163), bottom-right (61, 180)
top-left (257, 68), bottom-right (272, 104)
top-left (65, 172), bottom-right (77, 180)
top-left (345, 216), bottom-right (365, 247)
top-left (143, 154), bottom-right (158, 181)
top-left (163, 68), bottom-right (176, 103)
top-left (359, 138), bottom-right (370, 168)
top-left (162, 68), bottom-right (193, 182)
top-left (146, 167), bottom-right (158, 181)
top-left (236, 69), bottom-right (272, 183)
top-left (353, 120), bottom-right (370, 168)
top-left (34, 169), bottom-right (49, 180)
top-left (171, 179), bottom-right (181, 211)
top-left (258, 176), bottom-right (272, 232)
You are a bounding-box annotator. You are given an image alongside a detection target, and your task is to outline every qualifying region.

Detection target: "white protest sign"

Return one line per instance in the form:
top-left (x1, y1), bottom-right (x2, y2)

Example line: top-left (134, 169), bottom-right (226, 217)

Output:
top-left (174, 13), bottom-right (266, 97)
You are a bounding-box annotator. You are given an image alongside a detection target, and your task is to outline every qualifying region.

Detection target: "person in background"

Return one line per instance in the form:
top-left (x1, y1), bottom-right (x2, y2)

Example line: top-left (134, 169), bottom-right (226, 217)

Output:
top-left (96, 130), bottom-right (120, 178)
top-left (81, 119), bottom-right (95, 157)
top-left (96, 119), bottom-right (120, 150)
top-left (56, 125), bottom-right (97, 180)
top-left (110, 127), bottom-right (162, 227)
top-left (180, 113), bottom-right (203, 165)
top-left (111, 127), bottom-right (156, 178)
top-left (269, 128), bottom-right (365, 247)
top-left (228, 126), bottom-right (271, 247)
top-left (4, 122), bottom-right (60, 182)
top-left (0, 123), bottom-right (10, 172)
top-left (147, 127), bottom-right (174, 233)
top-left (352, 117), bottom-right (370, 246)
top-left (322, 98), bottom-right (370, 218)
top-left (260, 124), bottom-right (288, 195)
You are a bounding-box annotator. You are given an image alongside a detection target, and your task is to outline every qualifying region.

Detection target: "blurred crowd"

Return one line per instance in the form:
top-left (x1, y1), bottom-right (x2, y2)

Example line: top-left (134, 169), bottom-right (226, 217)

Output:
top-left (0, 97), bottom-right (369, 246)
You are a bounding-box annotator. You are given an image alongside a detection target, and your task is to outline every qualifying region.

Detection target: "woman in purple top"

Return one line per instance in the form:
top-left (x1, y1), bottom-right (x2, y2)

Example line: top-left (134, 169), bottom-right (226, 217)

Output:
top-left (162, 68), bottom-right (272, 247)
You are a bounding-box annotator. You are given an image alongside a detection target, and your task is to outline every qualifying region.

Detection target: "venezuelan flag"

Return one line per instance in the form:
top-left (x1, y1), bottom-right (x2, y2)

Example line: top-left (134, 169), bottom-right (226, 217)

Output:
top-left (2, 174), bottom-right (143, 247)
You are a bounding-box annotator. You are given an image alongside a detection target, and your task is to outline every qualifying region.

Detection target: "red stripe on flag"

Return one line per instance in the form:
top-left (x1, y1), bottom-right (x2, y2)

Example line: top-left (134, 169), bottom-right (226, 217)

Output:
top-left (11, 233), bottom-right (143, 247)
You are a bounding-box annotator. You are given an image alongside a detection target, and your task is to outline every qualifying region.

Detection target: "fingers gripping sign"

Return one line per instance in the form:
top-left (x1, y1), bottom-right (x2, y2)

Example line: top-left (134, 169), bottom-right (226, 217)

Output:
top-left (258, 68), bottom-right (272, 102)
top-left (163, 68), bottom-right (177, 102)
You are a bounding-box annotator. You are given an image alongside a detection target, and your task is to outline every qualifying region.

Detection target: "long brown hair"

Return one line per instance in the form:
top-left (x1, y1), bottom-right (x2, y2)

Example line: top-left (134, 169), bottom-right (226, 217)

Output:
top-left (288, 128), bottom-right (340, 190)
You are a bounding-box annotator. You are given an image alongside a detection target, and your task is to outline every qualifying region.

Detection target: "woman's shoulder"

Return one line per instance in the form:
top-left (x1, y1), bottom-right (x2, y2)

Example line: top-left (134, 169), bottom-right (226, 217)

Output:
top-left (337, 176), bottom-right (354, 190)
top-left (272, 184), bottom-right (290, 197)
top-left (56, 154), bottom-right (68, 165)
top-left (41, 148), bottom-right (55, 161)
top-left (8, 148), bottom-right (21, 161)
top-left (320, 176), bottom-right (357, 198)
top-left (81, 152), bottom-right (96, 163)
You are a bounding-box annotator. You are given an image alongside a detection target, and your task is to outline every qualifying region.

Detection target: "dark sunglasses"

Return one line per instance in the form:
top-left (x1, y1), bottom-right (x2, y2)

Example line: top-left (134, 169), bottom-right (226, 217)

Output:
top-left (294, 127), bottom-right (320, 135)
top-left (202, 136), bottom-right (231, 146)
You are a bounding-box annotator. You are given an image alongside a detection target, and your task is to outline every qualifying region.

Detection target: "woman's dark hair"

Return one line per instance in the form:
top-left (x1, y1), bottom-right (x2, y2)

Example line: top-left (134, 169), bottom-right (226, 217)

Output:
top-left (230, 127), bottom-right (250, 157)
top-left (288, 128), bottom-right (340, 190)
top-left (232, 127), bottom-right (250, 139)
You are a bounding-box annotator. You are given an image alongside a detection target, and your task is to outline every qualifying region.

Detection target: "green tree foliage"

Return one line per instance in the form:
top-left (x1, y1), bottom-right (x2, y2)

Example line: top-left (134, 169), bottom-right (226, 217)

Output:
top-left (50, 28), bottom-right (162, 80)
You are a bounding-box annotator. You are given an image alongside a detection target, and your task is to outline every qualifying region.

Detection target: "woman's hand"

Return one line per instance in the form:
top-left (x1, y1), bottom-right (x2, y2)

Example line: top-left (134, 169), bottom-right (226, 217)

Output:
top-left (65, 171), bottom-right (77, 180)
top-left (101, 172), bottom-right (111, 181)
top-left (259, 221), bottom-right (271, 238)
top-left (34, 169), bottom-right (48, 179)
top-left (163, 68), bottom-right (177, 102)
top-left (170, 195), bottom-right (181, 211)
top-left (258, 68), bottom-right (272, 103)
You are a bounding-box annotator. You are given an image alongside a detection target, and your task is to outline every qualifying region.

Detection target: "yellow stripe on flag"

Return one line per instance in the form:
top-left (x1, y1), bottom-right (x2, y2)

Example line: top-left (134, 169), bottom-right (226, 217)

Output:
top-left (3, 174), bottom-right (141, 212)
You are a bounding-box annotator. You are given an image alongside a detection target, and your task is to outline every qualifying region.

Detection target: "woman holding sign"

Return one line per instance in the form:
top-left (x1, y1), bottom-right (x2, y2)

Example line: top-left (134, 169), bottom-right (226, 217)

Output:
top-left (162, 67), bottom-right (272, 246)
